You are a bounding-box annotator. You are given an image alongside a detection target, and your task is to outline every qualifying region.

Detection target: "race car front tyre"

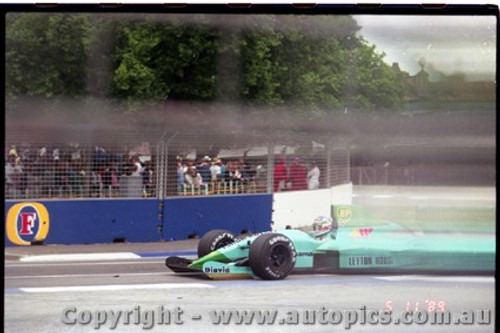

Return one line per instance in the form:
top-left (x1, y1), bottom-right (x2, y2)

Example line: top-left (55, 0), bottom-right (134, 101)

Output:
top-left (197, 229), bottom-right (236, 258)
top-left (249, 233), bottom-right (296, 280)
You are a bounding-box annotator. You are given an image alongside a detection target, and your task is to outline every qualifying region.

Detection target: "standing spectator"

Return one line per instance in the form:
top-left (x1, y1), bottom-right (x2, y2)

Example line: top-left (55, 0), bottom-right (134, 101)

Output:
top-left (307, 161), bottom-right (320, 190)
top-left (23, 158), bottom-right (39, 198)
top-left (229, 159), bottom-right (243, 182)
top-left (254, 164), bottom-right (267, 193)
top-left (273, 157), bottom-right (288, 192)
top-left (90, 170), bottom-right (103, 197)
top-left (142, 160), bottom-right (154, 196)
top-left (289, 158), bottom-right (308, 191)
top-left (184, 167), bottom-right (203, 189)
top-left (89, 146), bottom-right (107, 197)
top-left (5, 153), bottom-right (23, 199)
top-left (241, 159), bottom-right (257, 193)
top-left (197, 156), bottom-right (212, 184)
top-left (225, 159), bottom-right (243, 193)
top-left (102, 159), bottom-right (120, 197)
top-left (8, 144), bottom-right (18, 161)
top-left (210, 158), bottom-right (222, 182)
top-left (177, 156), bottom-right (187, 191)
top-left (185, 159), bottom-right (194, 170)
top-left (130, 155), bottom-right (144, 177)
top-left (54, 160), bottom-right (70, 197)
top-left (92, 146), bottom-right (108, 173)
top-left (240, 158), bottom-right (253, 182)
top-left (72, 159), bottom-right (86, 197)
top-left (223, 160), bottom-right (233, 182)
top-left (219, 159), bottom-right (226, 182)
top-left (66, 160), bottom-right (78, 195)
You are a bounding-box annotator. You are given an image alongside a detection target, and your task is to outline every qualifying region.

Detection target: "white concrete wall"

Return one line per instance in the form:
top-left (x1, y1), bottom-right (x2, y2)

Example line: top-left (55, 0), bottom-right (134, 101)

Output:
top-left (331, 183), bottom-right (354, 205)
top-left (272, 183), bottom-right (353, 230)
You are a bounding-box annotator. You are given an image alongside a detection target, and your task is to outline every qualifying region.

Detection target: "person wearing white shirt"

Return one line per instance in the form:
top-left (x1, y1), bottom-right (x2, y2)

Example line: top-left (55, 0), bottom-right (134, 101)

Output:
top-left (185, 167), bottom-right (203, 188)
top-left (210, 158), bottom-right (222, 182)
top-left (130, 155), bottom-right (144, 177)
top-left (307, 161), bottom-right (320, 190)
top-left (5, 154), bottom-right (23, 198)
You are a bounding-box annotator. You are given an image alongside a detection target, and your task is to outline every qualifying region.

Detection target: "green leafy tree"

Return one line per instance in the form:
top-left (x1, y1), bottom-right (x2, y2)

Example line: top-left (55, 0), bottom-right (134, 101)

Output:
top-left (6, 13), bottom-right (91, 98)
top-left (6, 13), bottom-right (407, 115)
top-left (239, 15), bottom-right (361, 113)
top-left (111, 18), bottom-right (219, 102)
top-left (345, 41), bottom-right (406, 109)
top-left (239, 29), bottom-right (283, 105)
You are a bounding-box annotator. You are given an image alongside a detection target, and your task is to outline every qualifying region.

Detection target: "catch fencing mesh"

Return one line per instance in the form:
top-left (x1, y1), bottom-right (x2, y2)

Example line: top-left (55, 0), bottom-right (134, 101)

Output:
top-left (5, 130), bottom-right (351, 200)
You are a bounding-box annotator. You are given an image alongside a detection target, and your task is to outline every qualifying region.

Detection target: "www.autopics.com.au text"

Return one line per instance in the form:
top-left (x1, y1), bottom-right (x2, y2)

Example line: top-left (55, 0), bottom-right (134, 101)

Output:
top-left (60, 305), bottom-right (492, 329)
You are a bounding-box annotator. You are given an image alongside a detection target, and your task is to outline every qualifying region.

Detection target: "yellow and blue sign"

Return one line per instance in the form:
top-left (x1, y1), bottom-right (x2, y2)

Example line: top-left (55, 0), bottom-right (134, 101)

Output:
top-left (335, 205), bottom-right (352, 226)
top-left (6, 202), bottom-right (50, 245)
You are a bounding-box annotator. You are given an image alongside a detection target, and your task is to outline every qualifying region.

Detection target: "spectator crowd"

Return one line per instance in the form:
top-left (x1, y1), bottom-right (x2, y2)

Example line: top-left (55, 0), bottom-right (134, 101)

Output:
top-left (5, 142), bottom-right (322, 200)
top-left (4, 143), bottom-right (155, 199)
top-left (178, 154), bottom-right (321, 195)
top-left (273, 157), bottom-right (321, 192)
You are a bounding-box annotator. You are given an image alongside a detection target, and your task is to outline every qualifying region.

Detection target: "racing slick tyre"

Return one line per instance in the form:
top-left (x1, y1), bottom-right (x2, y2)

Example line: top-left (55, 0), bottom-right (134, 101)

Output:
top-left (249, 233), bottom-right (296, 280)
top-left (197, 229), bottom-right (236, 258)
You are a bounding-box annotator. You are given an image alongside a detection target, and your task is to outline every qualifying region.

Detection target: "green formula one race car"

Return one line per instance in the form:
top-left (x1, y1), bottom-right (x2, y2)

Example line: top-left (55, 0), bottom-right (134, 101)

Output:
top-left (165, 210), bottom-right (495, 280)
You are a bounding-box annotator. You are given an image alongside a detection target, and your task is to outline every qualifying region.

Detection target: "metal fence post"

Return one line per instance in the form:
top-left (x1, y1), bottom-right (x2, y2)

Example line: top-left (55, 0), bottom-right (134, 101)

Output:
top-left (327, 138), bottom-right (333, 188)
top-left (267, 142), bottom-right (274, 194)
top-left (163, 132), bottom-right (178, 198)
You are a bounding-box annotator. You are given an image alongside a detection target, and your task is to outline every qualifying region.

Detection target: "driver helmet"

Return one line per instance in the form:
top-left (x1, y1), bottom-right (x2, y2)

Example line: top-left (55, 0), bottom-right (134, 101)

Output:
top-left (312, 216), bottom-right (334, 238)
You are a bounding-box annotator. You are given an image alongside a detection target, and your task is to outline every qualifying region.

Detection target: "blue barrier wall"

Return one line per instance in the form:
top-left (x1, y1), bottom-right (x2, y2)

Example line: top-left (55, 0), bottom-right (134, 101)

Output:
top-left (5, 199), bottom-right (162, 246)
top-left (162, 194), bottom-right (273, 240)
top-left (5, 194), bottom-right (273, 246)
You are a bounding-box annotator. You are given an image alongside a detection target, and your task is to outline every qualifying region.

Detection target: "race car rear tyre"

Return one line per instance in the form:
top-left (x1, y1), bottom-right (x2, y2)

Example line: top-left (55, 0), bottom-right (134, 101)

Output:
top-left (249, 233), bottom-right (296, 280)
top-left (197, 229), bottom-right (236, 258)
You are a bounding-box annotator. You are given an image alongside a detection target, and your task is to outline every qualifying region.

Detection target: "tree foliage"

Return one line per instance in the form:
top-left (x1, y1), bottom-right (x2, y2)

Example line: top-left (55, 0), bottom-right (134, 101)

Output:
top-left (5, 13), bottom-right (407, 113)
top-left (345, 41), bottom-right (407, 109)
top-left (112, 18), bottom-right (219, 102)
top-left (6, 13), bottom-right (91, 98)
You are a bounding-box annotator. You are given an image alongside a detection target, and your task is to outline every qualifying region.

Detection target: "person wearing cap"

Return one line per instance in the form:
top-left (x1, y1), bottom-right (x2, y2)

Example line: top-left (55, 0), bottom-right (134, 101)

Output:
top-left (197, 156), bottom-right (211, 184)
top-left (210, 158), bottom-right (222, 182)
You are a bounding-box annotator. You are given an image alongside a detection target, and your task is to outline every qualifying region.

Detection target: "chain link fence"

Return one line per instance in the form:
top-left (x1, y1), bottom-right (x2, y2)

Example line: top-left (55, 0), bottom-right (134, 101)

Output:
top-left (5, 130), bottom-right (351, 200)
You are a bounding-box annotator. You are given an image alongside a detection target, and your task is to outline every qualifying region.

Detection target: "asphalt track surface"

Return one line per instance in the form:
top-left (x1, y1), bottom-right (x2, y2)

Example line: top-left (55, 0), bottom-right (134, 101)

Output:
top-left (4, 187), bottom-right (496, 333)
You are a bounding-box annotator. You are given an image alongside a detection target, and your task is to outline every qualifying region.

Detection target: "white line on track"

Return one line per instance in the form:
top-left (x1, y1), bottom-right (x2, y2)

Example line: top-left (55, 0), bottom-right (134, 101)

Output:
top-left (6, 272), bottom-right (171, 279)
top-left (408, 196), bottom-right (496, 201)
top-left (371, 195), bottom-right (394, 199)
top-left (374, 276), bottom-right (494, 283)
top-left (20, 252), bottom-right (141, 262)
top-left (354, 194), bottom-right (495, 201)
top-left (20, 283), bottom-right (215, 293)
top-left (7, 259), bottom-right (164, 267)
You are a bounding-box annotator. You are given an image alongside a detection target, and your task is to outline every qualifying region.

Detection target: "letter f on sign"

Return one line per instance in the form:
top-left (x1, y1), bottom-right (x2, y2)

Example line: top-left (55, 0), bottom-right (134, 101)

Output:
top-left (19, 213), bottom-right (36, 235)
